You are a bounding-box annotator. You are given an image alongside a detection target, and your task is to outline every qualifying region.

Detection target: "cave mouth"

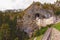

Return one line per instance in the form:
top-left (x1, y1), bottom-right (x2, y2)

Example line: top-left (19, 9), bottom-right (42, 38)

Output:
top-left (35, 13), bottom-right (40, 17)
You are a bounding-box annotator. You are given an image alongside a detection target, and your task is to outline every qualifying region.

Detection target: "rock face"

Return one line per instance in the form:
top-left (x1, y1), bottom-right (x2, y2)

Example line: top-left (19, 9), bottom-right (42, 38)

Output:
top-left (50, 28), bottom-right (60, 40)
top-left (23, 2), bottom-right (55, 34)
top-left (22, 2), bottom-right (56, 37)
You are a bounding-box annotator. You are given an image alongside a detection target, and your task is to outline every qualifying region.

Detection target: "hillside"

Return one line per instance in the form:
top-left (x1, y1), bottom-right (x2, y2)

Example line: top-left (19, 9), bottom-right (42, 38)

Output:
top-left (0, 1), bottom-right (60, 40)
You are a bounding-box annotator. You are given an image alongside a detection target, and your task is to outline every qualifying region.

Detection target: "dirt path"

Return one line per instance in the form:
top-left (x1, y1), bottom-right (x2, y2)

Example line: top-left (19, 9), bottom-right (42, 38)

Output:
top-left (50, 28), bottom-right (60, 40)
top-left (41, 27), bottom-right (52, 40)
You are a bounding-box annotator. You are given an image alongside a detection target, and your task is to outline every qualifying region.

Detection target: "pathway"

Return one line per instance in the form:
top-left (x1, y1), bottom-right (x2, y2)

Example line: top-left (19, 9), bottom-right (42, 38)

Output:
top-left (41, 27), bottom-right (52, 40)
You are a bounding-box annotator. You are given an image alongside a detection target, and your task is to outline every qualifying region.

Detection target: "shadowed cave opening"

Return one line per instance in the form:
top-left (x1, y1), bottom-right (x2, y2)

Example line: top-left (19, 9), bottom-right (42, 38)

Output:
top-left (35, 13), bottom-right (40, 18)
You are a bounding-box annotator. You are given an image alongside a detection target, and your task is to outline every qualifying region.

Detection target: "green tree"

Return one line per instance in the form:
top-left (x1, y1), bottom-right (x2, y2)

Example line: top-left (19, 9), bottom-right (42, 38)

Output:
top-left (0, 24), bottom-right (10, 40)
top-left (8, 16), bottom-right (17, 40)
top-left (0, 12), bottom-right (3, 27)
top-left (55, 10), bottom-right (60, 15)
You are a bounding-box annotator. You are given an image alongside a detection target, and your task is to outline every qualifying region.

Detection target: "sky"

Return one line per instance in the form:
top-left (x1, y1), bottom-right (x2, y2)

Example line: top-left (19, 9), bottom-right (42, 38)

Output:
top-left (0, 0), bottom-right (57, 11)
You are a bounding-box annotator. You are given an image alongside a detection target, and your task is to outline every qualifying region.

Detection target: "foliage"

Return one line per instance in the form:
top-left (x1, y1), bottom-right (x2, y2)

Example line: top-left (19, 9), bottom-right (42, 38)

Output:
top-left (0, 24), bottom-right (10, 40)
top-left (0, 13), bottom-right (3, 27)
top-left (43, 3), bottom-right (52, 9)
top-left (35, 27), bottom-right (48, 37)
top-left (53, 22), bottom-right (60, 31)
top-left (55, 10), bottom-right (60, 15)
top-left (0, 10), bottom-right (26, 40)
top-left (35, 2), bottom-right (41, 6)
top-left (14, 37), bottom-right (19, 40)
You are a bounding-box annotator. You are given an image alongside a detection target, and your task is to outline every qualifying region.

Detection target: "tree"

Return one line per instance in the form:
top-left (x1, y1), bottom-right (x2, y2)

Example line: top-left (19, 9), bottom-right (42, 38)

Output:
top-left (0, 12), bottom-right (3, 27)
top-left (8, 16), bottom-right (17, 40)
top-left (55, 10), bottom-right (60, 15)
top-left (0, 24), bottom-right (10, 40)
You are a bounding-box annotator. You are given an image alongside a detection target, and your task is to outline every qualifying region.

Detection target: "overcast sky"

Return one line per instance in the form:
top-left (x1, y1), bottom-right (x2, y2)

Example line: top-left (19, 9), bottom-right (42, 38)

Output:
top-left (0, 0), bottom-right (57, 11)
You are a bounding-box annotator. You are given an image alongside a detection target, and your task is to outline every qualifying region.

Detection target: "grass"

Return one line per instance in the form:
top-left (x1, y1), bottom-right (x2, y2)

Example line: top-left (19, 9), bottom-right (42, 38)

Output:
top-left (53, 22), bottom-right (60, 31)
top-left (36, 35), bottom-right (43, 40)
top-left (31, 22), bottom-right (60, 40)
top-left (35, 27), bottom-right (48, 37)
top-left (31, 27), bottom-right (48, 40)
top-left (35, 27), bottom-right (48, 40)
top-left (35, 22), bottom-right (60, 40)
